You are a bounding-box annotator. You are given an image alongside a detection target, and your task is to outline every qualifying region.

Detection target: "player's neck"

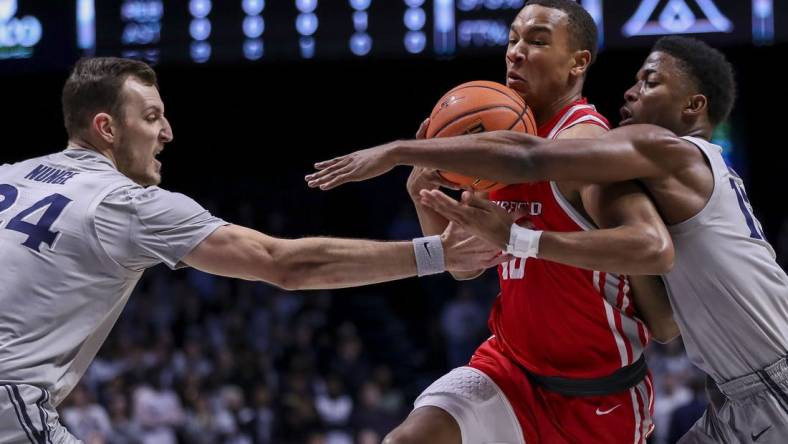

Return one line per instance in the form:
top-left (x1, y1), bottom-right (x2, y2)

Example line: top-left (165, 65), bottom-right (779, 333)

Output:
top-left (680, 121), bottom-right (713, 141)
top-left (67, 137), bottom-right (119, 169)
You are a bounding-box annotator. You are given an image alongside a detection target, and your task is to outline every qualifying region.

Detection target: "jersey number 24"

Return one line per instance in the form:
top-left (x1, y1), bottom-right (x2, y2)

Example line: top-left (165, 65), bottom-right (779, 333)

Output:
top-left (0, 184), bottom-right (72, 252)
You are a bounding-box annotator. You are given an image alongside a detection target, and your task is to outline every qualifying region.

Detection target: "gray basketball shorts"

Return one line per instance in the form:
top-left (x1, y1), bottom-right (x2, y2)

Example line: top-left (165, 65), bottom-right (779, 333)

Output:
top-left (0, 383), bottom-right (82, 444)
top-left (679, 357), bottom-right (788, 444)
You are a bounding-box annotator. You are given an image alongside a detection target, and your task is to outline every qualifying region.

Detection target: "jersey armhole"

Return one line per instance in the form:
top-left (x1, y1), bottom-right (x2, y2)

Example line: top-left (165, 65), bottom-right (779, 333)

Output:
top-left (83, 181), bottom-right (141, 278)
top-left (666, 137), bottom-right (721, 233)
top-left (548, 181), bottom-right (596, 231)
top-left (552, 116), bottom-right (610, 139)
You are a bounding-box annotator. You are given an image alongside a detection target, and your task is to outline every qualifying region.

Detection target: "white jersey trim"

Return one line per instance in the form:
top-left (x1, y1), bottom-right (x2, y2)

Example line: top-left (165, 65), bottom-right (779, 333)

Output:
top-left (618, 278), bottom-right (645, 362)
top-left (603, 271), bottom-right (645, 364)
top-left (545, 104), bottom-right (597, 139)
top-left (553, 115), bottom-right (610, 138)
top-left (549, 181), bottom-right (596, 231)
top-left (596, 271), bottom-right (629, 368)
top-left (629, 387), bottom-right (642, 444)
top-left (666, 137), bottom-right (722, 232)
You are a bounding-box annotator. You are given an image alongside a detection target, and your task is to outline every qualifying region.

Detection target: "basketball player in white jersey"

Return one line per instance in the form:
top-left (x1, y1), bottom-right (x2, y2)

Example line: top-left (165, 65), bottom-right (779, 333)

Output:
top-left (307, 36), bottom-right (788, 443)
top-left (0, 57), bottom-right (506, 444)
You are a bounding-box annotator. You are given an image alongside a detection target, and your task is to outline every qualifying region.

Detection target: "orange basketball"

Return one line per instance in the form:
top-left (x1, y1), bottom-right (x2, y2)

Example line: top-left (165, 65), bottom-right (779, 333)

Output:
top-left (426, 80), bottom-right (538, 192)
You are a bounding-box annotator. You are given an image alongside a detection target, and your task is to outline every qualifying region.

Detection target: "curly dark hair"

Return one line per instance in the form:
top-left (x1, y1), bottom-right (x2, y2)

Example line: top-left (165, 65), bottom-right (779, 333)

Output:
top-left (525, 0), bottom-right (599, 64)
top-left (652, 36), bottom-right (736, 125)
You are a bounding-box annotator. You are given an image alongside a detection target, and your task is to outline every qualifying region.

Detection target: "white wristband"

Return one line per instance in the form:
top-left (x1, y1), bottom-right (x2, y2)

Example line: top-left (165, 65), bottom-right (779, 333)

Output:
top-left (413, 235), bottom-right (446, 277)
top-left (505, 223), bottom-right (542, 258)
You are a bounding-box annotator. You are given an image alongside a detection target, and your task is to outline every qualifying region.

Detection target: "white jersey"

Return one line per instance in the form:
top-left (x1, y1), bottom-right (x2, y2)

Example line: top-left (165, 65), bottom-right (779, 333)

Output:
top-left (664, 137), bottom-right (788, 382)
top-left (0, 148), bottom-right (226, 406)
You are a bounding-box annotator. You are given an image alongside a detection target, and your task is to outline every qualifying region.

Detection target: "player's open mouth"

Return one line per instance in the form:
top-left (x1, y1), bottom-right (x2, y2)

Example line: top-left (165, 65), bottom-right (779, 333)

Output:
top-left (506, 71), bottom-right (526, 88)
top-left (619, 106), bottom-right (634, 126)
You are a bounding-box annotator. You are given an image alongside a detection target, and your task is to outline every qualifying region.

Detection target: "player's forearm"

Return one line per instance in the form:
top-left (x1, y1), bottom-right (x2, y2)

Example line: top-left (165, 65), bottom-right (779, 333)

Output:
top-left (628, 275), bottom-right (680, 343)
top-left (272, 237), bottom-right (417, 290)
top-left (388, 127), bottom-right (671, 184)
top-left (186, 225), bottom-right (467, 290)
top-left (412, 199), bottom-right (449, 237)
top-left (390, 131), bottom-right (544, 184)
top-left (538, 226), bottom-right (673, 275)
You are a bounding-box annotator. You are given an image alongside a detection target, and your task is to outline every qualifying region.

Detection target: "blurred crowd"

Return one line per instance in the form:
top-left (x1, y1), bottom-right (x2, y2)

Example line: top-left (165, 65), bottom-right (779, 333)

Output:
top-left (59, 207), bottom-right (788, 444)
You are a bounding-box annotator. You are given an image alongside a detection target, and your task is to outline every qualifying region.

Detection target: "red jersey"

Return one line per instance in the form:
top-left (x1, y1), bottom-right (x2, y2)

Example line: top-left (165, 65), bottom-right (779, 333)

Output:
top-left (482, 98), bottom-right (649, 379)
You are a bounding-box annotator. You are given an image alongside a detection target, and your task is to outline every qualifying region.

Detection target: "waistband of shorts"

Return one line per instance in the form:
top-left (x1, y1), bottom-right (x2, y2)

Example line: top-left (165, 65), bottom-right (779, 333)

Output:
top-left (516, 354), bottom-right (648, 397)
top-left (718, 355), bottom-right (788, 400)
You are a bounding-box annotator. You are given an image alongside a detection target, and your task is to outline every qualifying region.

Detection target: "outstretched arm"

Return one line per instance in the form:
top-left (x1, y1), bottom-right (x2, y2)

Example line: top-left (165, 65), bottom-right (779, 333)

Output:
top-left (419, 184), bottom-right (673, 276)
top-left (306, 124), bottom-right (691, 189)
top-left (183, 223), bottom-right (507, 291)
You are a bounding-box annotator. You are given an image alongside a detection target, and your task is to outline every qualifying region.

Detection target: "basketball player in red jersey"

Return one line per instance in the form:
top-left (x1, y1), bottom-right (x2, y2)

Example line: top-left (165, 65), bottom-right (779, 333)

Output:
top-left (306, 1), bottom-right (678, 443)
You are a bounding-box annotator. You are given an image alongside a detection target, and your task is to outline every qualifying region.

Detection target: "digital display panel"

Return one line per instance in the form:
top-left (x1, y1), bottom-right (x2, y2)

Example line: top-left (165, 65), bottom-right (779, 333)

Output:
top-left (0, 0), bottom-right (782, 70)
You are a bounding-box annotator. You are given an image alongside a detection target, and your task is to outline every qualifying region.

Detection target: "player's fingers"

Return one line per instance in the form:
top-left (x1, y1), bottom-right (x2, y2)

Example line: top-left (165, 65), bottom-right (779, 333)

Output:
top-left (427, 171), bottom-right (460, 190)
top-left (421, 199), bottom-right (465, 225)
top-left (306, 170), bottom-right (330, 187)
top-left (318, 172), bottom-right (355, 190)
top-left (464, 250), bottom-right (504, 269)
top-left (419, 196), bottom-right (458, 221)
top-left (415, 118), bottom-right (430, 139)
top-left (308, 165), bottom-right (354, 188)
top-left (462, 191), bottom-right (493, 211)
top-left (461, 239), bottom-right (492, 251)
top-left (317, 157), bottom-right (353, 177)
top-left (419, 190), bottom-right (468, 222)
top-left (460, 192), bottom-right (495, 216)
top-left (314, 156), bottom-right (349, 170)
top-left (419, 189), bottom-right (456, 207)
top-left (305, 166), bottom-right (334, 183)
top-left (484, 253), bottom-right (513, 267)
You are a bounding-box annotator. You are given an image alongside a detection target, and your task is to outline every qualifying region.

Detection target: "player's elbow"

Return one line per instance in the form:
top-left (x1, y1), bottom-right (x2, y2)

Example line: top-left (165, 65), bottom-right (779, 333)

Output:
top-left (637, 229), bottom-right (674, 275)
top-left (267, 241), bottom-right (339, 290)
top-left (650, 320), bottom-right (681, 344)
top-left (273, 270), bottom-right (303, 291)
top-left (248, 239), bottom-right (306, 290)
top-left (263, 264), bottom-right (306, 291)
top-left (262, 263), bottom-right (298, 290)
top-left (265, 255), bottom-right (309, 291)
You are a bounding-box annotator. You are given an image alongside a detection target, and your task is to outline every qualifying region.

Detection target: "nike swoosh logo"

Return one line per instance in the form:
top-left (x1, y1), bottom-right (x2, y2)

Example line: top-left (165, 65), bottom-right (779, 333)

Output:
top-left (595, 404), bottom-right (621, 415)
top-left (423, 242), bottom-right (431, 258)
top-left (752, 425), bottom-right (772, 441)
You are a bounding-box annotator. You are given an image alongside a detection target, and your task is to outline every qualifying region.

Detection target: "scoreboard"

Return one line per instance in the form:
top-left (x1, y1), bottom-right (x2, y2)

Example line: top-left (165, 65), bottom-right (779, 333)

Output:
top-left (0, 0), bottom-right (785, 69)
